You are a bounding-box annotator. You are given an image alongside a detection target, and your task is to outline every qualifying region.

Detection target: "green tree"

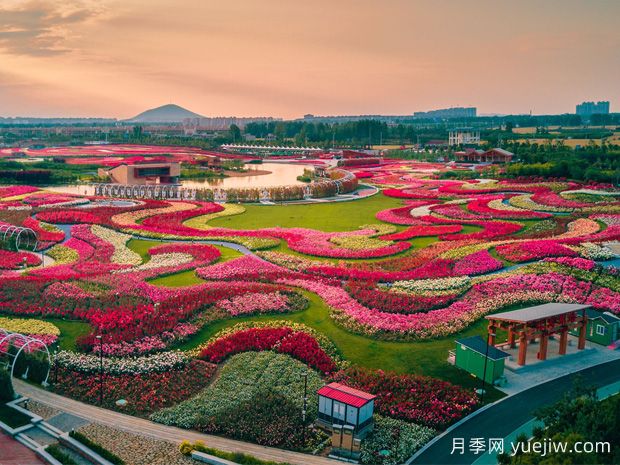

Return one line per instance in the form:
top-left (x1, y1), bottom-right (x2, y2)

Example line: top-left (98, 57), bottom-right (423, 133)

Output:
top-left (229, 124), bottom-right (241, 143)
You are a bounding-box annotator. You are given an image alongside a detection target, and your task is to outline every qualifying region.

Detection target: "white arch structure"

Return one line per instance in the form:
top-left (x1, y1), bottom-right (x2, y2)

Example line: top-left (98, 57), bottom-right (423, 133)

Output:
top-left (0, 224), bottom-right (38, 251)
top-left (0, 329), bottom-right (51, 389)
top-left (92, 183), bottom-right (197, 201)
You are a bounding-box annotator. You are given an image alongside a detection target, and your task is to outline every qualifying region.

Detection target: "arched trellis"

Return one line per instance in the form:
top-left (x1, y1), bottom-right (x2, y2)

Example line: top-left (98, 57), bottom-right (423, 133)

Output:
top-left (0, 224), bottom-right (38, 251)
top-left (0, 329), bottom-right (51, 391)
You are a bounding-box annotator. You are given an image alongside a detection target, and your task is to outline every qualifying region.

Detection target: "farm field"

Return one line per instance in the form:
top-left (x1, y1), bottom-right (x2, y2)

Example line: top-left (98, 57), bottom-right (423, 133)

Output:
top-left (2, 161), bottom-right (620, 461)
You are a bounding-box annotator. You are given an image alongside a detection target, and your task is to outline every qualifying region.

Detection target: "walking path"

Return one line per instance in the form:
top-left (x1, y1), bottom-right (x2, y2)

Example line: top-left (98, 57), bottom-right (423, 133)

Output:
top-left (410, 358), bottom-right (620, 465)
top-left (14, 379), bottom-right (335, 465)
top-left (0, 431), bottom-right (45, 465)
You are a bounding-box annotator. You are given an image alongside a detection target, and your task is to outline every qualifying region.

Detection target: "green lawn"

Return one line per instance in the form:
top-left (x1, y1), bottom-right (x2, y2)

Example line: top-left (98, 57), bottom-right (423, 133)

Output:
top-left (208, 195), bottom-right (405, 232)
top-left (47, 319), bottom-right (92, 352)
top-left (127, 238), bottom-right (162, 263)
top-left (149, 270), bottom-right (205, 287)
top-left (177, 290), bottom-right (503, 402)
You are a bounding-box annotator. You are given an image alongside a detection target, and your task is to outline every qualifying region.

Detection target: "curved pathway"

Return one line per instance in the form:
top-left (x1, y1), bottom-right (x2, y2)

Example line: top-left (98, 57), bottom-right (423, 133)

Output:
top-left (410, 358), bottom-right (620, 465)
top-left (13, 379), bottom-right (335, 465)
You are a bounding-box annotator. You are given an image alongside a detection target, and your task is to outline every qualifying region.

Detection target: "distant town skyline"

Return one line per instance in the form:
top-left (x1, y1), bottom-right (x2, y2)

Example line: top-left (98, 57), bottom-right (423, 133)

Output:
top-left (0, 0), bottom-right (618, 119)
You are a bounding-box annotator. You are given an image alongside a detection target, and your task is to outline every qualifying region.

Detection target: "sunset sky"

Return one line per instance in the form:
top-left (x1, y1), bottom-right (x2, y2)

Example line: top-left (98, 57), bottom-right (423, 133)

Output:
top-left (0, 0), bottom-right (618, 119)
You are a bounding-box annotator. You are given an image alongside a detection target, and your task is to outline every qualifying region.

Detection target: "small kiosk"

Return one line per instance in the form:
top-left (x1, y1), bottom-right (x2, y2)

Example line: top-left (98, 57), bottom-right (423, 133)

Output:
top-left (317, 382), bottom-right (376, 437)
top-left (454, 335), bottom-right (510, 384)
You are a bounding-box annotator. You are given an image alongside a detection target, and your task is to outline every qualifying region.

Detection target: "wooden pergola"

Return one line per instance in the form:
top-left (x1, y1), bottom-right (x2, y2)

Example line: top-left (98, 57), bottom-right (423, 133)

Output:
top-left (486, 303), bottom-right (590, 366)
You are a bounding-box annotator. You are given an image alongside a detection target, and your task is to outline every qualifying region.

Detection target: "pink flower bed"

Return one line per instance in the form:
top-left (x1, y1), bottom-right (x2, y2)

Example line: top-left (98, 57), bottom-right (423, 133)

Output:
top-left (453, 250), bottom-right (504, 275)
top-left (71, 224), bottom-right (116, 262)
top-left (92, 323), bottom-right (198, 356)
top-left (375, 202), bottom-right (432, 225)
top-left (381, 224), bottom-right (462, 240)
top-left (495, 240), bottom-right (578, 262)
top-left (0, 185), bottom-right (39, 198)
top-left (197, 255), bottom-right (294, 281)
top-left (216, 292), bottom-right (290, 316)
top-left (543, 256), bottom-right (597, 271)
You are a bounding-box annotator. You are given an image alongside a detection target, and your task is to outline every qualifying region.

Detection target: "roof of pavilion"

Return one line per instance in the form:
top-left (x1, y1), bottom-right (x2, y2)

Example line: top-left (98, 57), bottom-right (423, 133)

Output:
top-left (486, 303), bottom-right (591, 324)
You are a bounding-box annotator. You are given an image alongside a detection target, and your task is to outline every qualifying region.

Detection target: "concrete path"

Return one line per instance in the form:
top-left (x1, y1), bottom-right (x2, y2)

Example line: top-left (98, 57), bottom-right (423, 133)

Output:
top-left (14, 379), bottom-right (335, 465)
top-left (410, 358), bottom-right (620, 465)
top-left (0, 431), bottom-right (45, 465)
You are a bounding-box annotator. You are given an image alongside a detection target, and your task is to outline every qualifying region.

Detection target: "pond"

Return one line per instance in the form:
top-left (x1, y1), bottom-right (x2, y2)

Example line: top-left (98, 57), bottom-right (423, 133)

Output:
top-left (43, 162), bottom-right (310, 195)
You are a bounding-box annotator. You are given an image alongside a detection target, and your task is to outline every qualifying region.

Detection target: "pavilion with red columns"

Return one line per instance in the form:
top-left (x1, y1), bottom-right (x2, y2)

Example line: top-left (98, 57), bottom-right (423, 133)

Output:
top-left (485, 303), bottom-right (590, 366)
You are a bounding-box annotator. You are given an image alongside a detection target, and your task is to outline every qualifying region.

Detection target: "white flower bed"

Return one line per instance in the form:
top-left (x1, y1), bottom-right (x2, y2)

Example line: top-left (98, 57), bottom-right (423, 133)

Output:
top-left (115, 253), bottom-right (194, 274)
top-left (55, 350), bottom-right (189, 375)
top-left (580, 242), bottom-right (616, 260)
top-left (392, 276), bottom-right (471, 294)
top-left (91, 225), bottom-right (142, 265)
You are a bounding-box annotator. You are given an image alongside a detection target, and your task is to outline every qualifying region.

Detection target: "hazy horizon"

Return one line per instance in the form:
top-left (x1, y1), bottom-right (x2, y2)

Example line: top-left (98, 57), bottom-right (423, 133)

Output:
top-left (0, 0), bottom-right (618, 119)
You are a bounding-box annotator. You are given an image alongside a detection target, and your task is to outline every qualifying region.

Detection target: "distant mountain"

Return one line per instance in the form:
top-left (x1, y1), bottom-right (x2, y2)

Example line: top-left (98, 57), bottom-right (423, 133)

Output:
top-left (125, 104), bottom-right (203, 123)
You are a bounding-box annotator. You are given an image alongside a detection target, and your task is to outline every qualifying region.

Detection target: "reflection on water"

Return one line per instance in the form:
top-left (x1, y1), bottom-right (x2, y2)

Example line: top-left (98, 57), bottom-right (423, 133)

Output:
top-left (44, 162), bottom-right (309, 196)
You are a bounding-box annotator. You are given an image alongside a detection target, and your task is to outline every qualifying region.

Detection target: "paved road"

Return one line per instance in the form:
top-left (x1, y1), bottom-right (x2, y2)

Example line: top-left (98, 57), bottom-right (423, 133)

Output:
top-left (14, 380), bottom-right (335, 465)
top-left (412, 358), bottom-right (620, 465)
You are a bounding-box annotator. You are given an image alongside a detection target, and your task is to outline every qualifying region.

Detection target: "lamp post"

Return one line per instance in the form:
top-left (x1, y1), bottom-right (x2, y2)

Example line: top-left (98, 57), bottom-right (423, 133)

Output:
top-left (480, 332), bottom-right (496, 404)
top-left (96, 335), bottom-right (103, 406)
top-left (301, 370), bottom-right (308, 445)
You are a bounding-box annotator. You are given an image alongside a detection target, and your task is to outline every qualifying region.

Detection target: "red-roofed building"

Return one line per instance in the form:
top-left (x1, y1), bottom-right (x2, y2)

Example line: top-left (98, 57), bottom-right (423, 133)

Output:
top-left (317, 382), bottom-right (376, 436)
top-left (455, 148), bottom-right (514, 163)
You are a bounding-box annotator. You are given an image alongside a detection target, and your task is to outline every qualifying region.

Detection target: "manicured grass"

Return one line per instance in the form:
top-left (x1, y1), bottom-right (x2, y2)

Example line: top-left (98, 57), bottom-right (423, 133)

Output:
top-left (127, 238), bottom-right (164, 263)
top-left (2, 317), bottom-right (91, 352)
top-left (178, 290), bottom-right (504, 401)
top-left (208, 195), bottom-right (405, 232)
top-left (149, 270), bottom-right (205, 287)
top-left (47, 319), bottom-right (92, 352)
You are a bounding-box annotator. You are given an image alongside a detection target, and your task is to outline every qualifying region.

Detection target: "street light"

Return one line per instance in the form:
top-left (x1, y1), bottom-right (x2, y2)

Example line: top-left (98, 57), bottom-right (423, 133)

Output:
top-left (301, 370), bottom-right (308, 445)
top-left (96, 335), bottom-right (103, 406)
top-left (479, 332), bottom-right (496, 404)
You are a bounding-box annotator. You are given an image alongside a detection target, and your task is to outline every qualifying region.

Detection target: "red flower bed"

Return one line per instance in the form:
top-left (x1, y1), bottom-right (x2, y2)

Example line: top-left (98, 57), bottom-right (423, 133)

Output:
top-left (22, 217), bottom-right (65, 242)
top-left (198, 327), bottom-right (337, 373)
top-left (54, 360), bottom-right (216, 415)
top-left (36, 210), bottom-right (102, 224)
top-left (332, 367), bottom-right (478, 429)
top-left (382, 188), bottom-right (443, 199)
top-left (381, 224), bottom-right (462, 240)
top-left (346, 281), bottom-right (458, 314)
top-left (0, 250), bottom-right (41, 269)
top-left (375, 202), bottom-right (432, 225)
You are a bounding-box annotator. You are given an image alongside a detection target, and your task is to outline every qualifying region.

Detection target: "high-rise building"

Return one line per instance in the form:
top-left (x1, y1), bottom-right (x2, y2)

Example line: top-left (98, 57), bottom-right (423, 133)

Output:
top-left (413, 107), bottom-right (477, 119)
top-left (576, 101), bottom-right (610, 116)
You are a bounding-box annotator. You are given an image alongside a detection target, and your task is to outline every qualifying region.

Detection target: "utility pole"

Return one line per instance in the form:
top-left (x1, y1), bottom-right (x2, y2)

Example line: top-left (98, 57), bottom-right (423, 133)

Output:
top-left (96, 335), bottom-right (103, 405)
top-left (301, 371), bottom-right (308, 445)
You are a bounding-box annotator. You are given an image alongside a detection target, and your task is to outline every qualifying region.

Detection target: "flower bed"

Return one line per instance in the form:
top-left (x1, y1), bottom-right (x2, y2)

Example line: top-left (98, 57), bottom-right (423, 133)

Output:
top-left (54, 359), bottom-right (216, 415)
top-left (0, 250), bottom-right (41, 269)
top-left (360, 416), bottom-right (435, 465)
top-left (332, 367), bottom-right (478, 429)
top-left (92, 323), bottom-right (199, 356)
top-left (151, 352), bottom-right (324, 447)
top-left (54, 350), bottom-right (189, 375)
top-left (495, 240), bottom-right (578, 262)
top-left (215, 291), bottom-right (306, 316)
top-left (0, 316), bottom-right (60, 336)
top-left (380, 224), bottom-right (462, 241)
top-left (196, 321), bottom-right (339, 373)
